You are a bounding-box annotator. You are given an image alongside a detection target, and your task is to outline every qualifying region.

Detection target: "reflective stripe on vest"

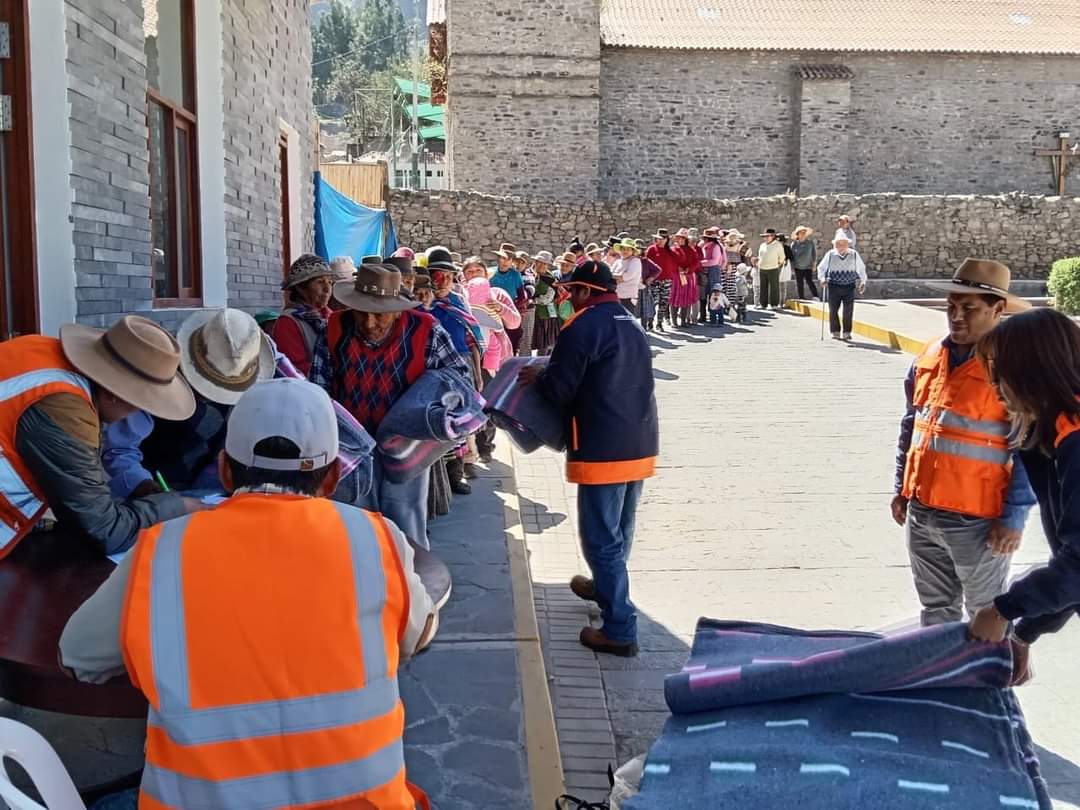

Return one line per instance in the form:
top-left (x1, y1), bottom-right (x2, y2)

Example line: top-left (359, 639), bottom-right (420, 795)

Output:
top-left (142, 502), bottom-right (403, 807)
top-left (0, 368), bottom-right (91, 404)
top-left (910, 429), bottom-right (1011, 465)
top-left (917, 405), bottom-right (1010, 438)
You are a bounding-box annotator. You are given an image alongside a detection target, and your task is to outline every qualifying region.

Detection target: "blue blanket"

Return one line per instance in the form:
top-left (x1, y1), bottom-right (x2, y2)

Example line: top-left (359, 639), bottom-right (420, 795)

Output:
top-left (626, 620), bottom-right (1050, 810)
top-left (375, 368), bottom-right (487, 484)
top-left (481, 357), bottom-right (566, 453)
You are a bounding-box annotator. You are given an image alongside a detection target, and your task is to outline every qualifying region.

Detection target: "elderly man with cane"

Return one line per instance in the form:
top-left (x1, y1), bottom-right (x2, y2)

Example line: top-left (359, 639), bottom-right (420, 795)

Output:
top-left (817, 230), bottom-right (867, 340)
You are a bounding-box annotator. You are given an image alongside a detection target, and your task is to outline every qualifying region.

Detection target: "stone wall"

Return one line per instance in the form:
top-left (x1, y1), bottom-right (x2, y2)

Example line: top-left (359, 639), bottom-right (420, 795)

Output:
top-left (445, 0), bottom-right (600, 199)
top-left (222, 0), bottom-right (315, 312)
top-left (389, 189), bottom-right (1080, 280)
top-left (599, 49), bottom-right (1080, 200)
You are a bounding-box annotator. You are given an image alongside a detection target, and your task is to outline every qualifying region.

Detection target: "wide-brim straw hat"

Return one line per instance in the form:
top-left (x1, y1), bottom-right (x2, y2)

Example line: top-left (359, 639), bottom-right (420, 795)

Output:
top-left (924, 258), bottom-right (1031, 314)
top-left (60, 315), bottom-right (195, 420)
top-left (177, 309), bottom-right (276, 405)
top-left (584, 242), bottom-right (604, 255)
top-left (492, 242), bottom-right (518, 259)
top-left (532, 250), bottom-right (555, 266)
top-left (333, 263), bottom-right (421, 313)
top-left (793, 225), bottom-right (814, 237)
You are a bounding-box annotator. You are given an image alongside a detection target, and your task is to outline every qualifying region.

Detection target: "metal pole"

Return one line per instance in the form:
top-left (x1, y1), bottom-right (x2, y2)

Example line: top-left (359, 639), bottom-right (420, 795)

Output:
top-left (410, 20), bottom-right (420, 190)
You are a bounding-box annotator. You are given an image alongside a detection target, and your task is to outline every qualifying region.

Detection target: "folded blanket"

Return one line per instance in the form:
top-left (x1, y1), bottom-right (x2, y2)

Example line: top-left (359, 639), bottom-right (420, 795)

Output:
top-left (376, 368), bottom-right (487, 483)
top-left (627, 620), bottom-right (1050, 810)
top-left (481, 357), bottom-right (565, 453)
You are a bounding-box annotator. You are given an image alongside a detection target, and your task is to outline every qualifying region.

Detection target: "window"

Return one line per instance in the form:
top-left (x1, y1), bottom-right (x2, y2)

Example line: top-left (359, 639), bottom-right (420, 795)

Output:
top-left (144, 0), bottom-right (201, 304)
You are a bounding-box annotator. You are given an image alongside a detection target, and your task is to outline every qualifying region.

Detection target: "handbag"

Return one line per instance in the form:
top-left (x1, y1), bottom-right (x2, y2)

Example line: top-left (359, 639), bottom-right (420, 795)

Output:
top-left (779, 261), bottom-right (793, 283)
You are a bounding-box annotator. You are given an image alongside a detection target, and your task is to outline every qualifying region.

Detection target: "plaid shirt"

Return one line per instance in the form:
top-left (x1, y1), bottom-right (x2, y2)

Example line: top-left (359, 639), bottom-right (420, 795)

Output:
top-left (310, 309), bottom-right (469, 434)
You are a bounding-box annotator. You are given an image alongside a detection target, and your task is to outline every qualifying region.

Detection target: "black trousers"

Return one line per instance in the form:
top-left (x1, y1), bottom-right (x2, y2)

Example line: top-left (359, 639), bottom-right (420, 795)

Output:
top-left (828, 283), bottom-right (856, 335)
top-left (794, 269), bottom-right (819, 299)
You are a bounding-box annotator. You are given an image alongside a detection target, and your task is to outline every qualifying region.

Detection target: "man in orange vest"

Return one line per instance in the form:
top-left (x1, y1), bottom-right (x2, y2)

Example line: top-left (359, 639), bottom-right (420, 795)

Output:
top-left (891, 259), bottom-right (1036, 625)
top-left (61, 377), bottom-right (435, 809)
top-left (0, 315), bottom-right (204, 560)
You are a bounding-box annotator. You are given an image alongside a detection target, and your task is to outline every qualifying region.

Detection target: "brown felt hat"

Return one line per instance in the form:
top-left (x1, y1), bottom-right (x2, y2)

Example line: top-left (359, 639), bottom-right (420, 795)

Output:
top-left (924, 258), bottom-right (1031, 314)
top-left (492, 242), bottom-right (518, 259)
top-left (333, 263), bottom-right (421, 313)
top-left (60, 315), bottom-right (195, 420)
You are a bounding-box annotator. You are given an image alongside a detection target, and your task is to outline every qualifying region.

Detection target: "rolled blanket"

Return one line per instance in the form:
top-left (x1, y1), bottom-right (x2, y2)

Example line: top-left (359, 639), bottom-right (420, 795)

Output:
top-left (376, 368), bottom-right (488, 483)
top-left (481, 356), bottom-right (565, 453)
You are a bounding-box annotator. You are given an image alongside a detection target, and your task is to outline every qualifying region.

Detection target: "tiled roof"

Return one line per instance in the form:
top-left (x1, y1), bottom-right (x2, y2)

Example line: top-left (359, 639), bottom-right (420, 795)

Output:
top-left (599, 0), bottom-right (1080, 54)
top-left (798, 64), bottom-right (855, 80)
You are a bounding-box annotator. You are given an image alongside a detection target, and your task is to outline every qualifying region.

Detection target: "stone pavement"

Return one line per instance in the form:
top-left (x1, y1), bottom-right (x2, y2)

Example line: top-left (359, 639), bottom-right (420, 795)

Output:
top-left (0, 448), bottom-right (541, 809)
top-left (515, 309), bottom-right (1080, 808)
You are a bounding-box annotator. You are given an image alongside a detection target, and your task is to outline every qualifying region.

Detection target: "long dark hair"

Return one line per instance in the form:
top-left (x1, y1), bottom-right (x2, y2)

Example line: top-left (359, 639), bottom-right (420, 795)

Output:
top-left (976, 307), bottom-right (1080, 453)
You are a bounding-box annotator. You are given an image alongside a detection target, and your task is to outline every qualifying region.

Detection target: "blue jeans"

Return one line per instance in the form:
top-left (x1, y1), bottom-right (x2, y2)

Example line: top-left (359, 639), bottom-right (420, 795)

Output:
top-left (577, 480), bottom-right (643, 643)
top-left (709, 307), bottom-right (724, 325)
top-left (90, 789), bottom-right (138, 810)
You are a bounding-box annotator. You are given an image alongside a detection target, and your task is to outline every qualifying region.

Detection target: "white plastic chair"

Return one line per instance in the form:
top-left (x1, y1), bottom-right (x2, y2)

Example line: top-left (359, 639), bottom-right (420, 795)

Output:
top-left (0, 719), bottom-right (85, 810)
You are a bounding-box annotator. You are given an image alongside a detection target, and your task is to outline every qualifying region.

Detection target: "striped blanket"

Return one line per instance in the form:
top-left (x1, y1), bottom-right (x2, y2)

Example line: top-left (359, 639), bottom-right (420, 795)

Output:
top-left (375, 368), bottom-right (487, 483)
top-left (481, 356), bottom-right (566, 454)
top-left (626, 620), bottom-right (1050, 810)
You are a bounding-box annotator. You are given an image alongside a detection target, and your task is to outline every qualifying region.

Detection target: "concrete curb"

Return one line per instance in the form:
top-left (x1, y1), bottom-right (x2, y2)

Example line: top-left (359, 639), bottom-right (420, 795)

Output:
top-left (784, 300), bottom-right (930, 355)
top-left (496, 441), bottom-right (565, 807)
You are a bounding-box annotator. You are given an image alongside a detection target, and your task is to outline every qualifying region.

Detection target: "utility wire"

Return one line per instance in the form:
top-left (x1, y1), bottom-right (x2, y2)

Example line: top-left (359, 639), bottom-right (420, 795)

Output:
top-left (311, 20), bottom-right (422, 67)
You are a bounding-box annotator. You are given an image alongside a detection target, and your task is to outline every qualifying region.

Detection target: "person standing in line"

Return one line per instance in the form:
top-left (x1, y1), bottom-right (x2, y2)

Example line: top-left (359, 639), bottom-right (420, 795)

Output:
top-left (700, 227), bottom-right (727, 308)
top-left (817, 231), bottom-right (867, 340)
top-left (489, 242), bottom-right (527, 353)
top-left (645, 228), bottom-right (679, 333)
top-left (891, 259), bottom-right (1034, 628)
top-left (274, 254), bottom-right (341, 377)
top-left (669, 228), bottom-right (699, 327)
top-left (757, 229), bottom-right (786, 310)
top-left (612, 239), bottom-right (643, 316)
top-left (968, 308), bottom-right (1080, 685)
top-left (790, 226), bottom-right (819, 300)
top-left (836, 214), bottom-right (857, 247)
top-left (518, 260), bottom-right (658, 656)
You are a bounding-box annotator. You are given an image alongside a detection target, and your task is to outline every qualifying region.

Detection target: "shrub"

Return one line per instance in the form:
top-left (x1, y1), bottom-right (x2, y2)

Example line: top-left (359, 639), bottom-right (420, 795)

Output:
top-left (1048, 257), bottom-right (1080, 315)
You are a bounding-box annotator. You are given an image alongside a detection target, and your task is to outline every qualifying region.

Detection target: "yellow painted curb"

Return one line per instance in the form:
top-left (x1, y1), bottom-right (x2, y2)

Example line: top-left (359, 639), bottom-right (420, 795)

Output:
top-left (497, 442), bottom-right (565, 808)
top-left (784, 300), bottom-right (930, 355)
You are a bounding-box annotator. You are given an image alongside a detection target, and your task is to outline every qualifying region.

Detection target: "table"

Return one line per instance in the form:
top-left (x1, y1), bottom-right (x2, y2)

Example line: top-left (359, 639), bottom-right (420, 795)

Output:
top-left (0, 528), bottom-right (453, 719)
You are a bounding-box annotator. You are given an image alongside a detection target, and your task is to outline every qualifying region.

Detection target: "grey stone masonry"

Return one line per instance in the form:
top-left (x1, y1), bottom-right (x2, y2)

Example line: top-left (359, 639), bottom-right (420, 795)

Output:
top-left (65, 0), bottom-right (155, 327)
top-left (445, 0), bottom-right (600, 200)
top-left (221, 0), bottom-right (315, 312)
top-left (389, 188), bottom-right (1080, 280)
top-left (799, 76), bottom-right (852, 195)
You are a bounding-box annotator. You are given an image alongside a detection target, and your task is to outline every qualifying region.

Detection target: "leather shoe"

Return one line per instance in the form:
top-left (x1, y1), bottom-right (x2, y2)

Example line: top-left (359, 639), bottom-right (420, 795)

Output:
top-left (569, 575), bottom-right (597, 602)
top-left (450, 479), bottom-right (472, 495)
top-left (580, 627), bottom-right (638, 657)
top-left (463, 463), bottom-right (478, 479)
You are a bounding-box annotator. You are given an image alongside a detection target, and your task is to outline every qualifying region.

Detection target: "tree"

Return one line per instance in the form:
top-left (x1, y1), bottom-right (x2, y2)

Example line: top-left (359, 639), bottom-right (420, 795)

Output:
top-left (355, 0), bottom-right (408, 74)
top-left (312, 0), bottom-right (360, 96)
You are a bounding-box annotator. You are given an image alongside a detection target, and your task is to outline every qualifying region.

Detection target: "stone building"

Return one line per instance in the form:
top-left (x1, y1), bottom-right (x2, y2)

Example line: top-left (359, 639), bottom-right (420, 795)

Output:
top-left (435, 0), bottom-right (1080, 201)
top-left (0, 0), bottom-right (314, 338)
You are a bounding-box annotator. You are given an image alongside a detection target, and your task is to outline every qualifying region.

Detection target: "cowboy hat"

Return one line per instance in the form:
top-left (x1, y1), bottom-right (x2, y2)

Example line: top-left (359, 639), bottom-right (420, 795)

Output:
top-left (652, 228), bottom-right (670, 240)
top-left (282, 253), bottom-right (332, 291)
top-left (702, 226), bottom-right (722, 239)
top-left (616, 238), bottom-right (638, 252)
top-left (425, 246), bottom-right (457, 272)
top-left (924, 258), bottom-right (1031, 313)
top-left (557, 259), bottom-right (617, 294)
top-left (760, 228), bottom-right (779, 238)
top-left (384, 255), bottom-right (416, 276)
top-left (555, 252), bottom-right (577, 266)
top-left (726, 229), bottom-right (745, 240)
top-left (532, 250), bottom-right (555, 266)
top-left (333, 263), bottom-right (421, 313)
top-left (177, 308), bottom-right (276, 405)
top-left (836, 214), bottom-right (854, 223)
top-left (492, 242), bottom-right (518, 259)
top-left (391, 246), bottom-right (416, 260)
top-left (329, 256), bottom-right (357, 280)
top-left (513, 250), bottom-right (531, 262)
top-left (672, 228), bottom-right (691, 239)
top-left (413, 274), bottom-right (433, 292)
top-left (584, 242), bottom-right (604, 255)
top-left (831, 230), bottom-right (852, 244)
top-left (60, 315), bottom-right (195, 421)
top-left (793, 225), bottom-right (814, 237)
top-left (568, 237), bottom-right (585, 254)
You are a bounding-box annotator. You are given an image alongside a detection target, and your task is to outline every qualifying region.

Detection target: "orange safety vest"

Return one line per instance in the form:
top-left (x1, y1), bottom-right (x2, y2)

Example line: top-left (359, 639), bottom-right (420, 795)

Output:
top-left (121, 494), bottom-right (429, 810)
top-left (902, 338), bottom-right (1012, 519)
top-left (0, 336), bottom-right (93, 560)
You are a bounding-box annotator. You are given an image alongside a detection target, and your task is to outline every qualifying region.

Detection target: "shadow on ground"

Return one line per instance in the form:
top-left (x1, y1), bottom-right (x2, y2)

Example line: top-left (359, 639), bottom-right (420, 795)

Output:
top-left (1036, 744), bottom-right (1080, 807)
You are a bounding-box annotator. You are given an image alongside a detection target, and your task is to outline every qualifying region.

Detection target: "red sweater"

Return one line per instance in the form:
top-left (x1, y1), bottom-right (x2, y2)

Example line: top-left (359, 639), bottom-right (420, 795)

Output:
top-left (676, 244), bottom-right (701, 273)
top-left (645, 243), bottom-right (680, 282)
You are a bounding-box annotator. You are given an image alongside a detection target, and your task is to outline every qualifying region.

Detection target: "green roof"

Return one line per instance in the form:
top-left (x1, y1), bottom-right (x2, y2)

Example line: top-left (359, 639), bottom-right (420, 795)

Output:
top-left (419, 124), bottom-right (445, 141)
top-left (414, 102), bottom-right (445, 121)
top-left (394, 78), bottom-right (431, 99)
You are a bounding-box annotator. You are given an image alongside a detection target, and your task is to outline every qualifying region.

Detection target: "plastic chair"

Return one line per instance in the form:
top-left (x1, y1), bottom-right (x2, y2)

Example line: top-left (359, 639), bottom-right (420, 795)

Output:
top-left (0, 719), bottom-right (85, 810)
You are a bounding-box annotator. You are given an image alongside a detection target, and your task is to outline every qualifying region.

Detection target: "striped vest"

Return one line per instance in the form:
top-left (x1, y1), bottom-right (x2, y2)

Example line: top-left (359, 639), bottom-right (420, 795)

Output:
top-left (122, 495), bottom-right (426, 809)
top-left (0, 336), bottom-right (93, 560)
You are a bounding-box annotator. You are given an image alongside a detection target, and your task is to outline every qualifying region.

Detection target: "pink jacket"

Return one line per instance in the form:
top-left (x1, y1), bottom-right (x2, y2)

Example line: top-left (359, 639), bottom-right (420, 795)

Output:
top-left (467, 278), bottom-right (521, 371)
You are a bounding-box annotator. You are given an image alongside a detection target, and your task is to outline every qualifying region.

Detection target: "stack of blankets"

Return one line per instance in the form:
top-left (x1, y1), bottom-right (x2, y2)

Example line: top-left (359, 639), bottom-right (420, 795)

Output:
top-left (376, 369), bottom-right (488, 483)
top-left (626, 620), bottom-right (1050, 809)
top-left (481, 356), bottom-right (565, 453)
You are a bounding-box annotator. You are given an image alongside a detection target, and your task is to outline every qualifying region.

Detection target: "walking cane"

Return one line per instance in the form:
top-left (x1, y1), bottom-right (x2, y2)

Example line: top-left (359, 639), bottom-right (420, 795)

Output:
top-left (820, 284), bottom-right (827, 341)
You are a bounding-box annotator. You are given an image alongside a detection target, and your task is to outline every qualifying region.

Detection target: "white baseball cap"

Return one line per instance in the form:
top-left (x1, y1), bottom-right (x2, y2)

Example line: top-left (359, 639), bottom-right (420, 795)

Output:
top-left (225, 378), bottom-right (338, 471)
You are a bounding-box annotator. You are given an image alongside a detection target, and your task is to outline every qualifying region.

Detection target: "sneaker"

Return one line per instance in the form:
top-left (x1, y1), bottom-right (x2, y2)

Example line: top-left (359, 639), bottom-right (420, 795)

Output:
top-left (478, 450), bottom-right (494, 463)
top-left (831, 332), bottom-right (842, 340)
top-left (841, 333), bottom-right (852, 341)
top-left (463, 463), bottom-right (478, 479)
top-left (450, 479), bottom-right (472, 495)
top-left (570, 575), bottom-right (597, 602)
top-left (580, 627), bottom-right (638, 657)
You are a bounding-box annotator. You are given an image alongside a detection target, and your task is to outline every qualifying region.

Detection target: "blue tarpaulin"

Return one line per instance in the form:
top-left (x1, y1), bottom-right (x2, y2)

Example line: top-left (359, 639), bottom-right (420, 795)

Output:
top-left (313, 172), bottom-right (397, 261)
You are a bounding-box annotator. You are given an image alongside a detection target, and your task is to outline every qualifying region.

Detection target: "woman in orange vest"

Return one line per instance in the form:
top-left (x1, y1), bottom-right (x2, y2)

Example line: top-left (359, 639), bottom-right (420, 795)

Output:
top-left (0, 316), bottom-right (202, 560)
top-left (63, 378), bottom-right (435, 809)
top-left (969, 308), bottom-right (1080, 686)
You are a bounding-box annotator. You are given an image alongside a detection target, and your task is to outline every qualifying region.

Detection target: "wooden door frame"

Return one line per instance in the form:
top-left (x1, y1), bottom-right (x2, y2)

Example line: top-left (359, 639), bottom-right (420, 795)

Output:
top-left (0, 0), bottom-right (39, 336)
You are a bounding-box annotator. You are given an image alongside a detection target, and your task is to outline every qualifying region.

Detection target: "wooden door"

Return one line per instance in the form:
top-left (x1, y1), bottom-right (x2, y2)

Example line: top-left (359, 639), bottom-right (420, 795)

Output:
top-left (0, 0), bottom-right (38, 338)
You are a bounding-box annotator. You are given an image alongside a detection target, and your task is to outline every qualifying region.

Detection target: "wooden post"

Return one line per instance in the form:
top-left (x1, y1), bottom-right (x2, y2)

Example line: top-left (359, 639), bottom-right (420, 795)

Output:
top-left (1034, 132), bottom-right (1075, 195)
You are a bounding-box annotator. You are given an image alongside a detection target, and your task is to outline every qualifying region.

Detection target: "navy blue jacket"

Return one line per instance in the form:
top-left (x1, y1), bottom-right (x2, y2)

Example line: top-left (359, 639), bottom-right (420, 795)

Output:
top-left (995, 424), bottom-right (1080, 643)
top-left (535, 296), bottom-right (658, 484)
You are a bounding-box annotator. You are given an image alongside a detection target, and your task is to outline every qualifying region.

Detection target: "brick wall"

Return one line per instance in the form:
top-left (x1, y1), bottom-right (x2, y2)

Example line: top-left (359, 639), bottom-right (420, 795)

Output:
top-left (598, 49), bottom-right (1080, 199)
top-left (64, 0), bottom-right (155, 327)
top-left (445, 0), bottom-right (601, 199)
top-left (221, 0), bottom-right (315, 312)
top-left (798, 78), bottom-right (851, 195)
top-left (389, 188), bottom-right (1080, 280)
